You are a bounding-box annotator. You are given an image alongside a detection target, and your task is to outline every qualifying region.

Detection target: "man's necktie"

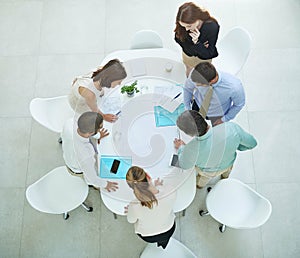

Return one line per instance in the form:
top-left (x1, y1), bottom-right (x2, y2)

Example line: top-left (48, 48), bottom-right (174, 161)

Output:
top-left (89, 137), bottom-right (98, 154)
top-left (199, 85), bottom-right (213, 118)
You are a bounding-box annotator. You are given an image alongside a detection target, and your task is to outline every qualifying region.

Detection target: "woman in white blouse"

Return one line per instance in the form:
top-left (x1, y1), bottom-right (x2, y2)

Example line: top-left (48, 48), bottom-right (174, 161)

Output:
top-left (69, 59), bottom-right (127, 122)
top-left (125, 166), bottom-right (176, 249)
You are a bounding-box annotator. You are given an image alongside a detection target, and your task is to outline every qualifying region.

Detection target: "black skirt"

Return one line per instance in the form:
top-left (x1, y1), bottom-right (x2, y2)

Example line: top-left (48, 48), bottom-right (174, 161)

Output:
top-left (137, 222), bottom-right (176, 249)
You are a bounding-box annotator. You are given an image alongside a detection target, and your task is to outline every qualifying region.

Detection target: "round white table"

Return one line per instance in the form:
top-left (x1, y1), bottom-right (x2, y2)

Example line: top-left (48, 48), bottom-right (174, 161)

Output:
top-left (98, 53), bottom-right (195, 216)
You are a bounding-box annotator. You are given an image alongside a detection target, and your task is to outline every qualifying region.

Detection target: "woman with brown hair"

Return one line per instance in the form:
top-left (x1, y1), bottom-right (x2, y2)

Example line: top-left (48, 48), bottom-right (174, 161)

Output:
top-left (125, 166), bottom-right (176, 249)
top-left (174, 2), bottom-right (220, 76)
top-left (69, 59), bottom-right (127, 122)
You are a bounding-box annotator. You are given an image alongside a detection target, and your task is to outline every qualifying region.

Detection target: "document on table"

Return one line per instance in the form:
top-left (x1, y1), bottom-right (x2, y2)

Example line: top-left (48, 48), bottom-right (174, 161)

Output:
top-left (99, 155), bottom-right (132, 179)
top-left (154, 103), bottom-right (185, 127)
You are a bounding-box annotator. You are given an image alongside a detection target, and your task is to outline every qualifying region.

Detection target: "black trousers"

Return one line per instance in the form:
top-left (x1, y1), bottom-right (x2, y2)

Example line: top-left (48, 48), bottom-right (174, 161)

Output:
top-left (137, 222), bottom-right (176, 249)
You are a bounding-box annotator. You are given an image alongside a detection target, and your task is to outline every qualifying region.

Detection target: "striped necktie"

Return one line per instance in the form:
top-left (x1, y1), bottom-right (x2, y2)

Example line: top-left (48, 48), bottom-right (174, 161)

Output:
top-left (199, 85), bottom-right (213, 118)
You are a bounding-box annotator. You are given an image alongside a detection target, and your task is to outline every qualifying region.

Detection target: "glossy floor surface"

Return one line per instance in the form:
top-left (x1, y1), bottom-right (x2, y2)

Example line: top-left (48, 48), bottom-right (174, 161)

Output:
top-left (0, 0), bottom-right (299, 257)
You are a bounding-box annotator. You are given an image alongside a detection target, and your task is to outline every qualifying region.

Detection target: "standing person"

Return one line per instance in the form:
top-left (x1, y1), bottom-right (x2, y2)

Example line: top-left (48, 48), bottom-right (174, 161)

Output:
top-left (174, 110), bottom-right (257, 188)
top-left (174, 2), bottom-right (220, 76)
top-left (62, 112), bottom-right (118, 191)
top-left (69, 59), bottom-right (127, 122)
top-left (125, 166), bottom-right (176, 249)
top-left (184, 62), bottom-right (245, 126)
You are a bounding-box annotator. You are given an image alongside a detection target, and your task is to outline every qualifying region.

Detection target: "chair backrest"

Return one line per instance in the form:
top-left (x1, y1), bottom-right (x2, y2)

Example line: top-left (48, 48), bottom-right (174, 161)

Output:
top-left (29, 96), bottom-right (75, 133)
top-left (213, 27), bottom-right (252, 75)
top-left (130, 30), bottom-right (163, 49)
top-left (26, 166), bottom-right (88, 214)
top-left (173, 169), bottom-right (196, 213)
top-left (206, 179), bottom-right (272, 229)
top-left (140, 237), bottom-right (197, 258)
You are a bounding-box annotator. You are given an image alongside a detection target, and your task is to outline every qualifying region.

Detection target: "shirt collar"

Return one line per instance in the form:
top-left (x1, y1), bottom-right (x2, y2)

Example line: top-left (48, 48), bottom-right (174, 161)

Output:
top-left (75, 130), bottom-right (90, 143)
top-left (212, 69), bottom-right (221, 87)
top-left (196, 128), bottom-right (212, 140)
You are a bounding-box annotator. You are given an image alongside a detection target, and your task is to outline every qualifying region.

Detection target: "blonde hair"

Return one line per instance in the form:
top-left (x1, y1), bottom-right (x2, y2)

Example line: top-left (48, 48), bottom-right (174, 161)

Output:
top-left (126, 166), bottom-right (158, 209)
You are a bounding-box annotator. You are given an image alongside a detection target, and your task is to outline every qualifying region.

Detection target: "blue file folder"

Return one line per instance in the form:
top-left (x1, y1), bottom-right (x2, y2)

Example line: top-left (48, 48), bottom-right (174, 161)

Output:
top-left (154, 103), bottom-right (185, 127)
top-left (99, 155), bottom-right (132, 179)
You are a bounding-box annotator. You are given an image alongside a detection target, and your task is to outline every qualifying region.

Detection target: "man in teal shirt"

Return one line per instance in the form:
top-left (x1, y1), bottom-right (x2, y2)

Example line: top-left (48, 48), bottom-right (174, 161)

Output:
top-left (174, 110), bottom-right (257, 188)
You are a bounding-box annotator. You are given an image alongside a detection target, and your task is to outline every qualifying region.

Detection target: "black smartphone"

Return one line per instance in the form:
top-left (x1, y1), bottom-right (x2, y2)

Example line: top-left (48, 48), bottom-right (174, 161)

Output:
top-left (170, 154), bottom-right (180, 168)
top-left (110, 159), bottom-right (120, 174)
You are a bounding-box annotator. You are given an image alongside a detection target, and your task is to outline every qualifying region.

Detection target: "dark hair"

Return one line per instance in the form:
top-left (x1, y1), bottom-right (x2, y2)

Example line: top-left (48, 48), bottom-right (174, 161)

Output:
top-left (126, 166), bottom-right (158, 209)
top-left (78, 112), bottom-right (103, 134)
top-left (174, 2), bottom-right (217, 42)
top-left (91, 59), bottom-right (127, 88)
top-left (191, 62), bottom-right (217, 84)
top-left (176, 110), bottom-right (208, 136)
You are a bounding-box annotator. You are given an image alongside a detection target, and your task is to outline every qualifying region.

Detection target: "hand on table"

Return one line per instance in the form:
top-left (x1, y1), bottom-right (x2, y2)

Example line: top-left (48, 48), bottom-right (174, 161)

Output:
top-left (173, 138), bottom-right (185, 150)
top-left (124, 205), bottom-right (129, 214)
top-left (189, 28), bottom-right (200, 44)
top-left (103, 113), bottom-right (118, 123)
top-left (154, 178), bottom-right (163, 186)
top-left (105, 181), bottom-right (118, 192)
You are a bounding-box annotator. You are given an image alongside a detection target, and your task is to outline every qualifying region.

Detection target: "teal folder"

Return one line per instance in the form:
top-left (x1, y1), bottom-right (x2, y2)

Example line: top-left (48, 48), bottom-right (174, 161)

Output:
top-left (154, 103), bottom-right (185, 127)
top-left (99, 155), bottom-right (132, 179)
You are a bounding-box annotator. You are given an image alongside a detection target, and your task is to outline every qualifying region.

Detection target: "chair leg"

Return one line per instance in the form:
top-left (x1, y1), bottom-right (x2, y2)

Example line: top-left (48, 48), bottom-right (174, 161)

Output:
top-left (182, 209), bottom-right (186, 217)
top-left (199, 210), bottom-right (210, 216)
top-left (113, 213), bottom-right (117, 219)
top-left (81, 202), bottom-right (93, 212)
top-left (219, 224), bottom-right (226, 233)
top-left (63, 212), bottom-right (69, 220)
top-left (58, 137), bottom-right (62, 144)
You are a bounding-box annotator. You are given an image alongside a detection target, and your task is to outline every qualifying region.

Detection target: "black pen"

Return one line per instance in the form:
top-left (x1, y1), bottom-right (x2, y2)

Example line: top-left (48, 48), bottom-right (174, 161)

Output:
top-left (115, 111), bottom-right (121, 116)
top-left (171, 92), bottom-right (182, 101)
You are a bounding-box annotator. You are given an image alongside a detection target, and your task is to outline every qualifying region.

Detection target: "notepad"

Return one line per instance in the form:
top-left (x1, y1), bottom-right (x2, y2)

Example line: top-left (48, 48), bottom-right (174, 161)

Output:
top-left (99, 155), bottom-right (132, 179)
top-left (154, 103), bottom-right (185, 127)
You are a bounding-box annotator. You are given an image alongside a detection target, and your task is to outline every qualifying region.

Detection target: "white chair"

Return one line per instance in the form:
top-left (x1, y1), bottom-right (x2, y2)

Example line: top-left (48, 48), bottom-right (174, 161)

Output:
top-left (213, 27), bottom-right (252, 75)
top-left (140, 237), bottom-right (197, 258)
top-left (199, 178), bottom-right (272, 232)
top-left (29, 96), bottom-right (75, 143)
top-left (26, 166), bottom-right (92, 220)
top-left (130, 30), bottom-right (163, 49)
top-left (173, 169), bottom-right (196, 216)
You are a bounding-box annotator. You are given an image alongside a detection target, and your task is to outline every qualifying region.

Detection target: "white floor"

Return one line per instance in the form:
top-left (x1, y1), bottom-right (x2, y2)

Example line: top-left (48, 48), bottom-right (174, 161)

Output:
top-left (1, 0), bottom-right (300, 257)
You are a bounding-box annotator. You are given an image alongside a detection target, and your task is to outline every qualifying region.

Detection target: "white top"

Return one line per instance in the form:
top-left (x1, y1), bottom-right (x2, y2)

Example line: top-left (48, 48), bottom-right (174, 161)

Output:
top-left (61, 118), bottom-right (81, 173)
top-left (68, 75), bottom-right (105, 114)
top-left (62, 118), bottom-right (105, 187)
top-left (127, 187), bottom-right (176, 236)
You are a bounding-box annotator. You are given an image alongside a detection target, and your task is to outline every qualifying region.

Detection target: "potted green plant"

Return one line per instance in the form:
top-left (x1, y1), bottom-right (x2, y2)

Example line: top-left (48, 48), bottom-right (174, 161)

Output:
top-left (120, 80), bottom-right (139, 97)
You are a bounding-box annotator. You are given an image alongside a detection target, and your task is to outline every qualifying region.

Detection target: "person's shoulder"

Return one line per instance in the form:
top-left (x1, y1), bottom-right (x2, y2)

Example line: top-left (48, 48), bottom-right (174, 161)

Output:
top-left (213, 121), bottom-right (237, 132)
top-left (129, 200), bottom-right (142, 210)
top-left (203, 20), bottom-right (219, 30)
top-left (219, 70), bottom-right (241, 83)
top-left (76, 76), bottom-right (93, 86)
top-left (223, 121), bottom-right (245, 133)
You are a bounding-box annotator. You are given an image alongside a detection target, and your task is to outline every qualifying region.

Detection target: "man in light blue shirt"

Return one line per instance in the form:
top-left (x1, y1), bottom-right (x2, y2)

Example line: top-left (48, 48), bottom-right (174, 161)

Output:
top-left (183, 62), bottom-right (245, 126)
top-left (174, 110), bottom-right (257, 188)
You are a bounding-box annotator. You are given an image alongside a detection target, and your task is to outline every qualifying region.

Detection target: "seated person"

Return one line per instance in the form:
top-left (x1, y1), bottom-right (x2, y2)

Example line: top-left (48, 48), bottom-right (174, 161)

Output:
top-left (69, 59), bottom-right (127, 122)
top-left (61, 112), bottom-right (118, 192)
top-left (125, 166), bottom-right (176, 249)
